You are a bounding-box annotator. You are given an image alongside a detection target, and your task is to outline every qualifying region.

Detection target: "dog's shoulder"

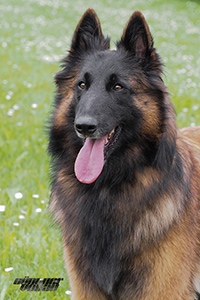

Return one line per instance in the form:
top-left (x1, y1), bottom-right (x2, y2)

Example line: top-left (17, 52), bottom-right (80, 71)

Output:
top-left (178, 126), bottom-right (200, 154)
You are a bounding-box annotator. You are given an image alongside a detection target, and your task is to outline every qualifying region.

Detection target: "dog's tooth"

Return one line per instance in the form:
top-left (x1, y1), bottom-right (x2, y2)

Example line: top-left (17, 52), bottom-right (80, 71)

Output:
top-left (108, 129), bottom-right (115, 140)
top-left (106, 129), bottom-right (115, 145)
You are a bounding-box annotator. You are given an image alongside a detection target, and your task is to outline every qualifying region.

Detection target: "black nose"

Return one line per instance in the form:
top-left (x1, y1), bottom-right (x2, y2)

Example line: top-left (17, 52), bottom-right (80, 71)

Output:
top-left (75, 117), bottom-right (97, 137)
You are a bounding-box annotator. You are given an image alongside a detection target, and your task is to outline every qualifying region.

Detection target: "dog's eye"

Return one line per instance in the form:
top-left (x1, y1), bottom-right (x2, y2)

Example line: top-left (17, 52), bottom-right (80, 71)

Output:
top-left (78, 82), bottom-right (86, 90)
top-left (113, 84), bottom-right (123, 91)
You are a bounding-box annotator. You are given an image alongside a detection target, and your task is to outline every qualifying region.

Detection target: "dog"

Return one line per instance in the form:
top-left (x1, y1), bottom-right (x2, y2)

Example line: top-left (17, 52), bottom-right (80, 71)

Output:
top-left (48, 8), bottom-right (200, 300)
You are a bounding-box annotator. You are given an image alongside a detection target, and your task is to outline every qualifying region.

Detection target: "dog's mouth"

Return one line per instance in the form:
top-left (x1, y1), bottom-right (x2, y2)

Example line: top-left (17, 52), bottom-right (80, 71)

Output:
top-left (74, 126), bottom-right (121, 184)
top-left (104, 126), bottom-right (121, 156)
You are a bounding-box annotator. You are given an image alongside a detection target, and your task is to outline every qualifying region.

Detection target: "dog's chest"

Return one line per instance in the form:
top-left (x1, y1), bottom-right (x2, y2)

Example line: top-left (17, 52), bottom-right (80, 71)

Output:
top-left (66, 186), bottom-right (146, 297)
top-left (80, 199), bottom-right (122, 295)
top-left (68, 189), bottom-right (125, 295)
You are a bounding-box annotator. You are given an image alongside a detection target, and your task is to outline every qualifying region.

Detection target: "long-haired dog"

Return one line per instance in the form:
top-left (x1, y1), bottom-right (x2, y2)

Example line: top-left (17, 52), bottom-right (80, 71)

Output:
top-left (48, 9), bottom-right (200, 300)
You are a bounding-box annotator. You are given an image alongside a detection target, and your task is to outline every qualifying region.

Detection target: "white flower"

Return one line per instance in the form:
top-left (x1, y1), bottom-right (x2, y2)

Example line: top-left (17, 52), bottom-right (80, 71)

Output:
top-left (15, 192), bottom-right (23, 199)
top-left (32, 194), bottom-right (39, 198)
top-left (31, 103), bottom-right (38, 109)
top-left (13, 222), bottom-right (20, 226)
top-left (4, 267), bottom-right (14, 272)
top-left (65, 291), bottom-right (72, 295)
top-left (0, 205), bottom-right (6, 212)
top-left (18, 215), bottom-right (25, 220)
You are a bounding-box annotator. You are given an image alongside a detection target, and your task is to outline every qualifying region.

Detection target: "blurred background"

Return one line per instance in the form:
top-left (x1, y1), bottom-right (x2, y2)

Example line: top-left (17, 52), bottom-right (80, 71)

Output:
top-left (0, 0), bottom-right (200, 299)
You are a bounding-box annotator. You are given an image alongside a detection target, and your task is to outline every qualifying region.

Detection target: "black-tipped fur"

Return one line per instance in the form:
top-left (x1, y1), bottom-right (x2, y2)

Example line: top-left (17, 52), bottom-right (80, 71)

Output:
top-left (48, 9), bottom-right (200, 300)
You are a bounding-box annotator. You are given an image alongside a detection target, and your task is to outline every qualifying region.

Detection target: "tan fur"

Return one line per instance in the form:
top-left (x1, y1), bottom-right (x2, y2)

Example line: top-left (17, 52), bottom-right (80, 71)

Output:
top-left (63, 246), bottom-right (108, 300)
top-left (54, 94), bottom-right (73, 127)
top-left (134, 93), bottom-right (163, 137)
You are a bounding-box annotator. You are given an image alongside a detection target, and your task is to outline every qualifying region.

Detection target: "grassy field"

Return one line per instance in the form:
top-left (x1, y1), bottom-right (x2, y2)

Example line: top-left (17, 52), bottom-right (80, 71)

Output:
top-left (0, 0), bottom-right (200, 299)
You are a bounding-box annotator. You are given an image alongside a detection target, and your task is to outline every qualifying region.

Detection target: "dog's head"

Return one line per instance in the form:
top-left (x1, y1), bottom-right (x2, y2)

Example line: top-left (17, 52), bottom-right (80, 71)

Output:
top-left (49, 9), bottom-right (176, 184)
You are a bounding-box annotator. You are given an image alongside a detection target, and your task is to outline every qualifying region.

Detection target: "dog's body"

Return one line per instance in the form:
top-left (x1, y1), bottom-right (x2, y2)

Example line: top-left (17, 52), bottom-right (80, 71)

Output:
top-left (48, 9), bottom-right (200, 300)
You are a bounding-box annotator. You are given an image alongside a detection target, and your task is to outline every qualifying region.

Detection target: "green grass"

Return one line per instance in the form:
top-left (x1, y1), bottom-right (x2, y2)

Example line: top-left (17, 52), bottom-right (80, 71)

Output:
top-left (0, 0), bottom-right (200, 299)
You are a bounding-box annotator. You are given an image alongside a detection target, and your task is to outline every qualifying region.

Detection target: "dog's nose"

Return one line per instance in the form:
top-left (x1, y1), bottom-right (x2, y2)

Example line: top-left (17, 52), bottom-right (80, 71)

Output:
top-left (75, 117), bottom-right (97, 137)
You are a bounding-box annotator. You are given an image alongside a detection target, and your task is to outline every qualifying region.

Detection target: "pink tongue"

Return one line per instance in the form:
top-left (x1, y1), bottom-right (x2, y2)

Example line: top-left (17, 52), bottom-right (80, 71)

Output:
top-left (74, 136), bottom-right (107, 184)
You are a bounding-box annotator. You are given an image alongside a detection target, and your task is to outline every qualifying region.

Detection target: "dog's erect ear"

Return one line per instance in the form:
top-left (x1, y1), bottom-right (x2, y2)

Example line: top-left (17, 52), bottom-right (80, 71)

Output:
top-left (70, 8), bottom-right (109, 52)
top-left (118, 11), bottom-right (154, 58)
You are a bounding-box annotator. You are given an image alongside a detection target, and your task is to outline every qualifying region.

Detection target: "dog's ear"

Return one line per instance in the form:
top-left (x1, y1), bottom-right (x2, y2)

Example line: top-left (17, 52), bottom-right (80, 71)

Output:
top-left (118, 11), bottom-right (154, 58)
top-left (70, 8), bottom-right (109, 52)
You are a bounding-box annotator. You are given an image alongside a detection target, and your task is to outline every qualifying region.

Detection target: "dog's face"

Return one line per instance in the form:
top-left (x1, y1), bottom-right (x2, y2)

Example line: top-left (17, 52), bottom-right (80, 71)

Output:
top-left (50, 9), bottom-right (176, 184)
top-left (74, 50), bottom-right (142, 157)
top-left (75, 51), bottom-right (135, 138)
